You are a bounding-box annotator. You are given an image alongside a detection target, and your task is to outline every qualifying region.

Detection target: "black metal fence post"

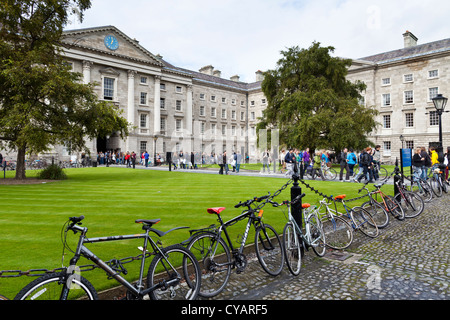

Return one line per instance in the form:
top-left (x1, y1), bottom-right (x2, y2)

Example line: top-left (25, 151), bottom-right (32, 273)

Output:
top-left (291, 166), bottom-right (304, 255)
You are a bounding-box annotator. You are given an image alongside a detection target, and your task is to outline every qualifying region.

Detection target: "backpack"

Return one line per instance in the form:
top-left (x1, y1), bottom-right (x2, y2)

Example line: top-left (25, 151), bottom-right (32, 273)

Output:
top-left (361, 153), bottom-right (370, 166)
top-left (437, 150), bottom-right (445, 163)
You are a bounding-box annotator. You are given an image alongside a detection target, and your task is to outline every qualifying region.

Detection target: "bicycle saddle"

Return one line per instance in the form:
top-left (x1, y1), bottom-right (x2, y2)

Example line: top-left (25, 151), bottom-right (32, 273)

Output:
top-left (334, 194), bottom-right (346, 200)
top-left (207, 207), bottom-right (226, 215)
top-left (374, 183), bottom-right (383, 188)
top-left (135, 219), bottom-right (161, 226)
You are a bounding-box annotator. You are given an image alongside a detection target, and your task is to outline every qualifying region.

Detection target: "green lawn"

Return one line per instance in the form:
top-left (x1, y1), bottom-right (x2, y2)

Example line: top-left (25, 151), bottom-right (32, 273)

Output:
top-left (0, 167), bottom-right (394, 299)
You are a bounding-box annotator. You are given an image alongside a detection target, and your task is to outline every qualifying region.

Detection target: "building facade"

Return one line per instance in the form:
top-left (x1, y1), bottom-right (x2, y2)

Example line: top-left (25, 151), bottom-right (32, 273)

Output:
top-left (347, 31), bottom-right (450, 162)
top-left (2, 27), bottom-right (448, 164)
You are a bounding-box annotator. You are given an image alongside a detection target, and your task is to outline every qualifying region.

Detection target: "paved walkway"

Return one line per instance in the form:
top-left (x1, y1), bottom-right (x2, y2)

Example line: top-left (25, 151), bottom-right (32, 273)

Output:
top-left (202, 194), bottom-right (449, 300)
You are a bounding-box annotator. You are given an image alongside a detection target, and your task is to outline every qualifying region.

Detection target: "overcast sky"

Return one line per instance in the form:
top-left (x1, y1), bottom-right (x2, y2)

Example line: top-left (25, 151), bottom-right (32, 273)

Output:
top-left (66, 0), bottom-right (450, 83)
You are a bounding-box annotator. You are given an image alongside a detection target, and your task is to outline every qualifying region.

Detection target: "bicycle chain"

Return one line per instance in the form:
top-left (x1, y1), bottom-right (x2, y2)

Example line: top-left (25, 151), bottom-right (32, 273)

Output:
top-left (0, 252), bottom-right (152, 278)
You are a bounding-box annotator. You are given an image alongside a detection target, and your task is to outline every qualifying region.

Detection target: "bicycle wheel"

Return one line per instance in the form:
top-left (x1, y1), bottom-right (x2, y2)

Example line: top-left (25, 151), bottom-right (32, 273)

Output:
top-left (185, 232), bottom-right (231, 298)
top-left (323, 168), bottom-right (337, 180)
top-left (351, 206), bottom-right (379, 238)
top-left (361, 200), bottom-right (389, 228)
top-left (441, 177), bottom-right (448, 193)
top-left (430, 177), bottom-right (443, 197)
top-left (378, 167), bottom-right (389, 181)
top-left (147, 244), bottom-right (201, 300)
top-left (321, 215), bottom-right (353, 250)
top-left (254, 224), bottom-right (284, 276)
top-left (385, 195), bottom-right (405, 220)
top-left (394, 191), bottom-right (424, 219)
top-left (410, 180), bottom-right (433, 203)
top-left (308, 213), bottom-right (326, 257)
top-left (282, 222), bottom-right (302, 276)
top-left (14, 272), bottom-right (98, 300)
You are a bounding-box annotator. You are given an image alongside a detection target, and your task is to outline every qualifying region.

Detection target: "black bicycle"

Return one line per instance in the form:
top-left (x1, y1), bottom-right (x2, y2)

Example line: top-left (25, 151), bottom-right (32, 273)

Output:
top-left (186, 194), bottom-right (284, 298)
top-left (14, 216), bottom-right (201, 300)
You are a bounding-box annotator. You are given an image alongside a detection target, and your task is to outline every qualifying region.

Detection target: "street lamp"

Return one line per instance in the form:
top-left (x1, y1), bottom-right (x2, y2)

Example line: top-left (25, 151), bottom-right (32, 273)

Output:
top-left (153, 136), bottom-right (158, 167)
top-left (399, 134), bottom-right (404, 149)
top-left (432, 94), bottom-right (448, 149)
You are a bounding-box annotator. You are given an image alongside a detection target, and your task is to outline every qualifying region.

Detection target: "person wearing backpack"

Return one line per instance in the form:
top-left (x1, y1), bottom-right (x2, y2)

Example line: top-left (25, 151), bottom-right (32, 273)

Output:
top-left (347, 148), bottom-right (357, 178)
top-left (357, 147), bottom-right (373, 183)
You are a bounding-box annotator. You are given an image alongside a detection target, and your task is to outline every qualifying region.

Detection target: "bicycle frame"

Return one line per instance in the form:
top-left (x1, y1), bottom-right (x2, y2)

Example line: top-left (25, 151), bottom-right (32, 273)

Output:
top-left (287, 204), bottom-right (319, 248)
top-left (66, 222), bottom-right (187, 299)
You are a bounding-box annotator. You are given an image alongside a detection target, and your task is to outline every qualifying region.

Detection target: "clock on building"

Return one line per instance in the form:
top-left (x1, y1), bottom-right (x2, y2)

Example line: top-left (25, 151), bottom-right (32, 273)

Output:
top-left (104, 35), bottom-right (119, 51)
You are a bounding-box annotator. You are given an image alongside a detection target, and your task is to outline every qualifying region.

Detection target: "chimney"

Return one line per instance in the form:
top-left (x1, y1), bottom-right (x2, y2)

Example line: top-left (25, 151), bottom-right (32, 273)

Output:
top-left (255, 70), bottom-right (264, 82)
top-left (403, 31), bottom-right (418, 48)
top-left (199, 65), bottom-right (214, 75)
top-left (230, 75), bottom-right (240, 82)
top-left (213, 69), bottom-right (221, 78)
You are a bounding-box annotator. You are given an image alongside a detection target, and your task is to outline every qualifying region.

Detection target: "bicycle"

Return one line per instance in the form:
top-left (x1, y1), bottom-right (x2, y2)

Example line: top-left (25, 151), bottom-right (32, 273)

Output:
top-left (429, 165), bottom-right (448, 197)
top-left (359, 184), bottom-right (405, 228)
top-left (14, 216), bottom-right (201, 300)
top-left (316, 197), bottom-right (354, 250)
top-left (406, 170), bottom-right (434, 203)
top-left (270, 194), bottom-right (326, 276)
top-left (394, 173), bottom-right (425, 218)
top-left (186, 194), bottom-right (284, 298)
top-left (373, 162), bottom-right (389, 182)
top-left (331, 195), bottom-right (379, 238)
top-left (306, 163), bottom-right (337, 181)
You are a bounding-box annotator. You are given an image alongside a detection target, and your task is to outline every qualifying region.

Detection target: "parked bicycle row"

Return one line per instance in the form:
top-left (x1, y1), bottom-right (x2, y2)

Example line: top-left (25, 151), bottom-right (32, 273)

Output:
top-left (2, 165), bottom-right (447, 301)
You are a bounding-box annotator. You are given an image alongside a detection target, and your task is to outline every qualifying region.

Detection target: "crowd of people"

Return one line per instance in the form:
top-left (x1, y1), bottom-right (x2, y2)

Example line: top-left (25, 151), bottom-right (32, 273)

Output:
top-left (412, 146), bottom-right (450, 182)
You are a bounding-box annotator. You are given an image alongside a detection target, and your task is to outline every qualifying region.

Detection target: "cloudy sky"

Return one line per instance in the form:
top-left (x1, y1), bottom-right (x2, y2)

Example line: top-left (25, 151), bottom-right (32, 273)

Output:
top-left (67, 0), bottom-right (450, 83)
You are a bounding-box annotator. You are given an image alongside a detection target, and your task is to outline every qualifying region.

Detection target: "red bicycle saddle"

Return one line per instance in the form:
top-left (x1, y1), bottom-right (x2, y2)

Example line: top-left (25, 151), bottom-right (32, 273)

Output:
top-left (207, 207), bottom-right (226, 215)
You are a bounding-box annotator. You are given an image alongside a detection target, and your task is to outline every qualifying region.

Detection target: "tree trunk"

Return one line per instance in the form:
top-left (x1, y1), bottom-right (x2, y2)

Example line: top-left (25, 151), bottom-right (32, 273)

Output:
top-left (15, 145), bottom-right (27, 180)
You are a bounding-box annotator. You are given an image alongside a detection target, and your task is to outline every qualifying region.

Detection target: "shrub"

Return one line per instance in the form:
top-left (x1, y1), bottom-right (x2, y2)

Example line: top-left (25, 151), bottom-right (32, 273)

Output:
top-left (37, 164), bottom-right (67, 180)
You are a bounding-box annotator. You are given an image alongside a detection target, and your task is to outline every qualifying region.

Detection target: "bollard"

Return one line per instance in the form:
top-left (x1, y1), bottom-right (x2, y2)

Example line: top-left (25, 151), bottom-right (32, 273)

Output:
top-left (291, 168), bottom-right (304, 256)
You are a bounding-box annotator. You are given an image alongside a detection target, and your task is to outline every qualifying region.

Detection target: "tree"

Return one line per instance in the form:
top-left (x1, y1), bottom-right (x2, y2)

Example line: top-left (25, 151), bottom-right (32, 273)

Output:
top-left (0, 0), bottom-right (130, 179)
top-left (258, 42), bottom-right (378, 154)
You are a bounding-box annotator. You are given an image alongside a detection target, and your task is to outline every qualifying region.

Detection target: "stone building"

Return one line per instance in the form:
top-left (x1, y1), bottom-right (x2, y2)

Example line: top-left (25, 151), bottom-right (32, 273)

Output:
top-left (347, 31), bottom-right (450, 162)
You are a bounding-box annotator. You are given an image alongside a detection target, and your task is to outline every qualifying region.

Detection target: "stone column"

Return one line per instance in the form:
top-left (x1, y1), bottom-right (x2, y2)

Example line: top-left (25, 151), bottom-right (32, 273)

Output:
top-left (82, 61), bottom-right (93, 84)
top-left (127, 70), bottom-right (136, 127)
top-left (154, 75), bottom-right (161, 135)
top-left (186, 84), bottom-right (193, 135)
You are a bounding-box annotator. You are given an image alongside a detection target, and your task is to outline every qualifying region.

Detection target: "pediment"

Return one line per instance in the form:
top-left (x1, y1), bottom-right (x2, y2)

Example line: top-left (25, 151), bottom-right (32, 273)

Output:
top-left (62, 26), bottom-right (163, 66)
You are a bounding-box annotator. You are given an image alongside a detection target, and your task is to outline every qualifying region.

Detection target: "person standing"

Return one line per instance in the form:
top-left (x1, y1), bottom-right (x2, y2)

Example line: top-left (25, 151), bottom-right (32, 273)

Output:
top-left (420, 147), bottom-right (431, 180)
top-left (285, 149), bottom-right (295, 176)
top-left (131, 151), bottom-right (136, 169)
top-left (339, 148), bottom-right (350, 182)
top-left (144, 151), bottom-right (149, 167)
top-left (312, 151), bottom-right (322, 180)
top-left (262, 149), bottom-right (270, 174)
top-left (235, 151), bottom-right (242, 173)
top-left (347, 148), bottom-right (357, 178)
top-left (412, 147), bottom-right (424, 182)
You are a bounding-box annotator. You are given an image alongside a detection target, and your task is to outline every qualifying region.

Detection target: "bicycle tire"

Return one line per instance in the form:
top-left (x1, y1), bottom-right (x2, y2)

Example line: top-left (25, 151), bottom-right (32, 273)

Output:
top-left (441, 177), bottom-right (448, 193)
top-left (430, 177), bottom-right (443, 197)
top-left (385, 195), bottom-right (405, 220)
top-left (351, 206), bottom-right (379, 238)
top-left (361, 200), bottom-right (390, 228)
top-left (0, 294), bottom-right (9, 300)
top-left (394, 191), bottom-right (424, 219)
top-left (323, 168), bottom-right (337, 180)
top-left (321, 215), bottom-right (353, 250)
top-left (308, 213), bottom-right (326, 257)
top-left (14, 272), bottom-right (98, 300)
top-left (147, 244), bottom-right (201, 300)
top-left (378, 167), bottom-right (389, 181)
top-left (410, 180), bottom-right (433, 203)
top-left (185, 232), bottom-right (231, 298)
top-left (254, 224), bottom-right (284, 276)
top-left (282, 222), bottom-right (302, 276)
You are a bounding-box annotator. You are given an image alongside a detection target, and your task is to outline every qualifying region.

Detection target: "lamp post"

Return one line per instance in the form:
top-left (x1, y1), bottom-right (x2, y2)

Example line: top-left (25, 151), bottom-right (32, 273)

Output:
top-left (153, 136), bottom-right (158, 167)
top-left (399, 134), bottom-right (404, 149)
top-left (431, 94), bottom-right (448, 149)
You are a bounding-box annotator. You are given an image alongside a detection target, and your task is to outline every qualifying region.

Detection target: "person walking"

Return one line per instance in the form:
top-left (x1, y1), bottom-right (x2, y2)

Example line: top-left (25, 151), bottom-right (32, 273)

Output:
top-left (347, 148), bottom-right (358, 178)
top-left (262, 149), bottom-right (270, 174)
top-left (357, 147), bottom-right (373, 183)
top-left (312, 151), bottom-right (322, 180)
top-left (339, 148), bottom-right (350, 182)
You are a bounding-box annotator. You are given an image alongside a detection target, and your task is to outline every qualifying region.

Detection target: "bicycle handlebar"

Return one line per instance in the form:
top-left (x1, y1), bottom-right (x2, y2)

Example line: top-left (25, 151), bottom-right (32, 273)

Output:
top-left (270, 193), bottom-right (305, 207)
top-left (234, 193), bottom-right (271, 208)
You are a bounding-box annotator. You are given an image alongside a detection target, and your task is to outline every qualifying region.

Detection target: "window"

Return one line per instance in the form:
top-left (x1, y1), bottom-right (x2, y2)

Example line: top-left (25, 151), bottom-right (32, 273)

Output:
top-left (176, 119), bottom-right (182, 131)
top-left (160, 98), bottom-right (165, 109)
top-left (199, 93), bottom-right (205, 100)
top-left (140, 92), bottom-right (147, 105)
top-left (261, 98), bottom-right (266, 104)
top-left (211, 107), bottom-right (216, 118)
top-left (383, 141), bottom-right (391, 156)
top-left (406, 140), bottom-right (414, 149)
top-left (140, 141), bottom-right (147, 156)
top-left (251, 112), bottom-right (255, 120)
top-left (404, 74), bottom-right (413, 82)
top-left (200, 122), bottom-right (205, 134)
top-left (428, 70), bottom-right (438, 78)
top-left (175, 86), bottom-right (182, 93)
top-left (103, 77), bottom-right (115, 100)
top-left (211, 123), bottom-right (216, 135)
top-left (429, 87), bottom-right (438, 101)
top-left (405, 113), bottom-right (414, 127)
top-left (383, 115), bottom-right (391, 129)
top-left (231, 99), bottom-right (236, 105)
top-left (221, 125), bottom-right (226, 136)
top-left (176, 100), bottom-right (182, 111)
top-left (160, 118), bottom-right (166, 131)
top-left (382, 93), bottom-right (391, 106)
top-left (231, 126), bottom-right (236, 136)
top-left (211, 95), bottom-right (216, 102)
top-left (240, 111), bottom-right (245, 121)
top-left (382, 78), bottom-right (391, 85)
top-left (221, 109), bottom-right (226, 119)
top-left (140, 76), bottom-right (147, 84)
top-left (404, 90), bottom-right (414, 104)
top-left (221, 97), bottom-right (226, 103)
top-left (240, 101), bottom-right (245, 106)
top-left (199, 106), bottom-right (205, 116)
top-left (140, 114), bottom-right (147, 128)
top-left (250, 100), bottom-right (255, 106)
top-left (231, 110), bottom-right (236, 120)
top-left (160, 83), bottom-right (166, 90)
top-left (429, 111), bottom-right (439, 126)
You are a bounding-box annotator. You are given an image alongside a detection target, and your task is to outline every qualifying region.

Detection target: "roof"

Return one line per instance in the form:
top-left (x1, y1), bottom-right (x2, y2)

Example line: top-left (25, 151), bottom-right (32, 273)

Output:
top-left (357, 38), bottom-right (450, 65)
